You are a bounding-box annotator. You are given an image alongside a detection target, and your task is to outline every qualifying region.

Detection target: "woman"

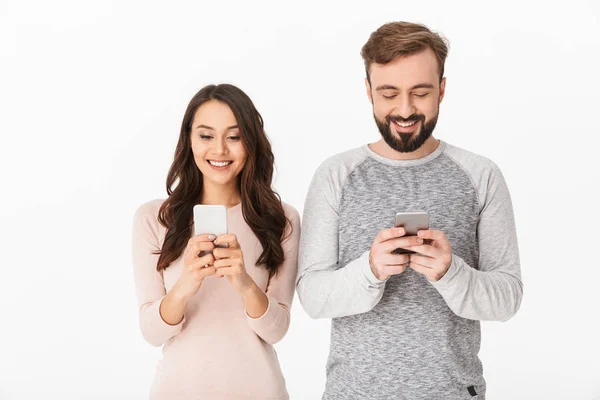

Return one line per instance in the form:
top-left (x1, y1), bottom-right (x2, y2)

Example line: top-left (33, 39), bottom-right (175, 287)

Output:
top-left (132, 84), bottom-right (300, 399)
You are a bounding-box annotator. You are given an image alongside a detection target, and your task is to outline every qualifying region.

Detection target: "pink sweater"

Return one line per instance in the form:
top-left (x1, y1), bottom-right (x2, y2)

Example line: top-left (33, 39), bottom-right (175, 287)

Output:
top-left (132, 199), bottom-right (300, 399)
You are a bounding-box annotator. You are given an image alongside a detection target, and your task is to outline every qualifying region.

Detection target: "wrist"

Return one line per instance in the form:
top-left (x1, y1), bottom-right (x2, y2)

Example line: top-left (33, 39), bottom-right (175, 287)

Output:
top-left (369, 262), bottom-right (386, 281)
top-left (240, 279), bottom-right (260, 299)
top-left (169, 285), bottom-right (192, 305)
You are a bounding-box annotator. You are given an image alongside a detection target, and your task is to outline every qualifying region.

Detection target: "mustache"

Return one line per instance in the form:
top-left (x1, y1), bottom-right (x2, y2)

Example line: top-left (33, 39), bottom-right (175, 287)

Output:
top-left (386, 114), bottom-right (426, 123)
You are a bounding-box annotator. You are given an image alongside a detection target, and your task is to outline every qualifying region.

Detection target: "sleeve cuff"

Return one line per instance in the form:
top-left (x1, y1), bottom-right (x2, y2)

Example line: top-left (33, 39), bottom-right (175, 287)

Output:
top-left (430, 253), bottom-right (462, 289)
top-left (140, 295), bottom-right (185, 346)
top-left (155, 295), bottom-right (186, 328)
top-left (245, 295), bottom-right (283, 334)
top-left (357, 251), bottom-right (389, 286)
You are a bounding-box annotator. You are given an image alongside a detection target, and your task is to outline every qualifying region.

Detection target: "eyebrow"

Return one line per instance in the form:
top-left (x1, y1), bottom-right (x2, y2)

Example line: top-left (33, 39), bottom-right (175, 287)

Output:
top-left (375, 83), bottom-right (435, 91)
top-left (196, 124), bottom-right (239, 131)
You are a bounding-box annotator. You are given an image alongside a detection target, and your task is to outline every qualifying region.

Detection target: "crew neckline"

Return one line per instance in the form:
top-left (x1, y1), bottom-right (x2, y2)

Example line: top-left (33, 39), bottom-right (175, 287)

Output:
top-left (363, 139), bottom-right (447, 167)
top-left (227, 203), bottom-right (242, 212)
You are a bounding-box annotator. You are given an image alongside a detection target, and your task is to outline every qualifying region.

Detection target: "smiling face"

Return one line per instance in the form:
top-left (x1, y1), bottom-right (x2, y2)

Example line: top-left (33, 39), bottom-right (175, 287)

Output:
top-left (366, 47), bottom-right (446, 153)
top-left (189, 99), bottom-right (248, 189)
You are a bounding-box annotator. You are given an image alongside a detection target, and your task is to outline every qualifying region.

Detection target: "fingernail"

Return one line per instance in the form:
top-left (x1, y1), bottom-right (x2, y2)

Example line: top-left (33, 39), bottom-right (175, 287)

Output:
top-left (417, 238), bottom-right (423, 244)
top-left (208, 235), bottom-right (216, 240)
top-left (417, 231), bottom-right (424, 237)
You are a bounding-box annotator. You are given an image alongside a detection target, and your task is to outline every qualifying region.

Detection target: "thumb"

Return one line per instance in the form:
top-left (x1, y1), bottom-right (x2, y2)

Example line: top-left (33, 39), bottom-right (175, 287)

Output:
top-left (200, 266), bottom-right (217, 278)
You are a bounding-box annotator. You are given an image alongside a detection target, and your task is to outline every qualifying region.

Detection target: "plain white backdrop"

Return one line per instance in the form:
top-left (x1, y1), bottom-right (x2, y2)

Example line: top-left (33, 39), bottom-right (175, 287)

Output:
top-left (1, 0), bottom-right (599, 399)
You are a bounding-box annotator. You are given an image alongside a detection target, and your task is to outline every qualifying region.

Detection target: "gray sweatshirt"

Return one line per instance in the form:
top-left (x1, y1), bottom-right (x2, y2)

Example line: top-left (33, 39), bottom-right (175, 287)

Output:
top-left (296, 140), bottom-right (523, 400)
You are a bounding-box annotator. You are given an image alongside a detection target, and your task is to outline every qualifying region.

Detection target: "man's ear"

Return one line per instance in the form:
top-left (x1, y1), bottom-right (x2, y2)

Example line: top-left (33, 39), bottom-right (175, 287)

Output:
top-left (365, 78), bottom-right (373, 104)
top-left (439, 77), bottom-right (446, 103)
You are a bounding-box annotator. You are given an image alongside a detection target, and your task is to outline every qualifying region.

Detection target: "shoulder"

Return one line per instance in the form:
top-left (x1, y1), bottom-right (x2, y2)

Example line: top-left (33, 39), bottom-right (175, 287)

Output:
top-left (314, 146), bottom-right (370, 179)
top-left (134, 199), bottom-right (165, 222)
top-left (132, 199), bottom-right (167, 242)
top-left (281, 201), bottom-right (300, 226)
top-left (442, 142), bottom-right (507, 208)
top-left (280, 201), bottom-right (301, 244)
top-left (308, 146), bottom-right (370, 206)
top-left (443, 142), bottom-right (498, 173)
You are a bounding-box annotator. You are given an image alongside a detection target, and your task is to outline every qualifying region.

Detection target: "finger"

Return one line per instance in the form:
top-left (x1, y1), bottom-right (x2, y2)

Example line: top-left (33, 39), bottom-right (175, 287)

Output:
top-left (193, 240), bottom-right (215, 251)
top-left (408, 253), bottom-right (436, 268)
top-left (374, 253), bottom-right (410, 265)
top-left (189, 234), bottom-right (218, 244)
top-left (379, 263), bottom-right (407, 277)
top-left (190, 253), bottom-right (215, 269)
top-left (212, 247), bottom-right (242, 260)
top-left (409, 260), bottom-right (446, 282)
top-left (216, 258), bottom-right (244, 270)
top-left (215, 266), bottom-right (238, 277)
top-left (185, 236), bottom-right (215, 260)
top-left (408, 261), bottom-right (435, 280)
top-left (192, 242), bottom-right (215, 259)
top-left (417, 230), bottom-right (451, 250)
top-left (213, 258), bottom-right (234, 268)
top-left (213, 234), bottom-right (239, 248)
top-left (185, 239), bottom-right (215, 262)
top-left (196, 266), bottom-right (217, 279)
top-left (383, 235), bottom-right (424, 253)
top-left (375, 227), bottom-right (406, 244)
top-left (404, 244), bottom-right (443, 259)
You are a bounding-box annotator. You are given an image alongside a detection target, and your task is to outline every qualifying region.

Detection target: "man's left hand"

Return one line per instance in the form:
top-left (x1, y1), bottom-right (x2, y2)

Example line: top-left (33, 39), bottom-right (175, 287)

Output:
top-left (405, 230), bottom-right (453, 282)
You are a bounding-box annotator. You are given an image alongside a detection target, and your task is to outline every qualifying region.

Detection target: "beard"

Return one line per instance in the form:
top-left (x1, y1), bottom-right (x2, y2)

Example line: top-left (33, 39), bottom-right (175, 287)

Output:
top-left (374, 108), bottom-right (439, 153)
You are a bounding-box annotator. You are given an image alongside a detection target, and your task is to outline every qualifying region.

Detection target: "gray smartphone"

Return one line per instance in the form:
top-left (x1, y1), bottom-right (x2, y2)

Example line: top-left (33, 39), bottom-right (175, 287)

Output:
top-left (392, 211), bottom-right (430, 255)
top-left (193, 204), bottom-right (228, 257)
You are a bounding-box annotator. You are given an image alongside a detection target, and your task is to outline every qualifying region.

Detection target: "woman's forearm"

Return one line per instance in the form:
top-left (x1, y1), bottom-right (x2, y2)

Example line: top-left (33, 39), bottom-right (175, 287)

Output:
top-left (241, 281), bottom-right (269, 318)
top-left (159, 288), bottom-right (189, 325)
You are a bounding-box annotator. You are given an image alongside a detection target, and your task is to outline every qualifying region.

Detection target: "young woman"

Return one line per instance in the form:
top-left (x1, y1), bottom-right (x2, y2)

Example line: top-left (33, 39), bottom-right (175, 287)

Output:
top-left (132, 84), bottom-right (300, 399)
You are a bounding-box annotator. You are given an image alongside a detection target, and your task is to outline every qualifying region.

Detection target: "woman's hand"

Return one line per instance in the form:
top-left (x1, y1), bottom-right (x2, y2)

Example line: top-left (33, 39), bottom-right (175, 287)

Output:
top-left (171, 234), bottom-right (218, 302)
top-left (212, 234), bottom-right (255, 295)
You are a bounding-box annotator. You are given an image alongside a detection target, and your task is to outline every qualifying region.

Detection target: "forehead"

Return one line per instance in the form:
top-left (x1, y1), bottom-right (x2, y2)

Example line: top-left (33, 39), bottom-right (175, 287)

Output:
top-left (193, 100), bottom-right (237, 127)
top-left (369, 48), bottom-right (440, 89)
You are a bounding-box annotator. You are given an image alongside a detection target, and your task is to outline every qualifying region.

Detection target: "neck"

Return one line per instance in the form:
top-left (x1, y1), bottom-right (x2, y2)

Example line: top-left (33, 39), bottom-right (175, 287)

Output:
top-left (369, 136), bottom-right (440, 160)
top-left (200, 179), bottom-right (241, 208)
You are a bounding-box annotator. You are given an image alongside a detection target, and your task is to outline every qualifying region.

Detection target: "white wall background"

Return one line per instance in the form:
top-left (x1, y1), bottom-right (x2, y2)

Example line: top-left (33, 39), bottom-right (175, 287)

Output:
top-left (1, 0), bottom-right (599, 399)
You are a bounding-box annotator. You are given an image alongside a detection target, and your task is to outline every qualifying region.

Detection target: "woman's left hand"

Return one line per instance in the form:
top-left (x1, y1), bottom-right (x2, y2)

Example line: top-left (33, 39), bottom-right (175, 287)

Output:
top-left (212, 234), bottom-right (255, 294)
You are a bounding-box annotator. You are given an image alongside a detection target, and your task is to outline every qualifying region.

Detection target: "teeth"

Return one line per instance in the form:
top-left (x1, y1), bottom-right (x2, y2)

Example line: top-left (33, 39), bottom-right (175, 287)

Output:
top-left (395, 120), bottom-right (416, 127)
top-left (208, 161), bottom-right (232, 167)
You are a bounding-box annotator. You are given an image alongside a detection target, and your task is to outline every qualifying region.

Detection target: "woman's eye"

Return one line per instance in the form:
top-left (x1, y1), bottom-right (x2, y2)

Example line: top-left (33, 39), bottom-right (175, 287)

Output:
top-left (227, 136), bottom-right (241, 141)
top-left (199, 135), bottom-right (213, 139)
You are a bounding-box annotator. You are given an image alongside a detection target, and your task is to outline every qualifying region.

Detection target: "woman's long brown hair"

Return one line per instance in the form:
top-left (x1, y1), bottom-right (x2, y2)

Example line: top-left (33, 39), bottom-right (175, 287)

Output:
top-left (155, 84), bottom-right (289, 276)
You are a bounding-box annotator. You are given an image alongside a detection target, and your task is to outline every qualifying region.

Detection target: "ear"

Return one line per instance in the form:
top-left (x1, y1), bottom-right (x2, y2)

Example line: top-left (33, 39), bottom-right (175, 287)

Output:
top-left (365, 78), bottom-right (373, 104)
top-left (439, 77), bottom-right (446, 103)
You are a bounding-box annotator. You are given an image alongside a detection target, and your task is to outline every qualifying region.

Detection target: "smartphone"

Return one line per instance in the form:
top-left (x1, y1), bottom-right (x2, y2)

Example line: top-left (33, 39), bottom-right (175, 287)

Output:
top-left (193, 205), bottom-right (228, 256)
top-left (392, 211), bottom-right (430, 255)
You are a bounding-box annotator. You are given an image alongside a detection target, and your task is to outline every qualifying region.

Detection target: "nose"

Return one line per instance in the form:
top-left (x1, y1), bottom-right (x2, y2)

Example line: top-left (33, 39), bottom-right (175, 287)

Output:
top-left (393, 95), bottom-right (416, 119)
top-left (213, 136), bottom-right (229, 155)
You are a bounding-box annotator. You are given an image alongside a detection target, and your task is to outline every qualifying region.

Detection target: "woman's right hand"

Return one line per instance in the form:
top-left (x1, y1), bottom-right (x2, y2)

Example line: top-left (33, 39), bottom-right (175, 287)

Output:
top-left (171, 234), bottom-right (218, 302)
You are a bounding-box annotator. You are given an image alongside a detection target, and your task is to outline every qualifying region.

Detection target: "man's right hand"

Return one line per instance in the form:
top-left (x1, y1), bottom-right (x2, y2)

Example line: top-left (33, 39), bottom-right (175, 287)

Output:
top-left (369, 227), bottom-right (423, 281)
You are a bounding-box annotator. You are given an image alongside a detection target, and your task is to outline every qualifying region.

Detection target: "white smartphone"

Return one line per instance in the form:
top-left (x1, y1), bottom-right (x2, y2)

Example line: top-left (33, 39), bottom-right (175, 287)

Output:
top-left (393, 211), bottom-right (430, 255)
top-left (193, 204), bottom-right (228, 237)
top-left (193, 205), bottom-right (228, 256)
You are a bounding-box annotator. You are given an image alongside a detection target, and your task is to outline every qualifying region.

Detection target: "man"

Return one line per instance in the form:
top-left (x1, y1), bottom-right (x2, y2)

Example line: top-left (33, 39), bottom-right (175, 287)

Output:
top-left (296, 21), bottom-right (523, 400)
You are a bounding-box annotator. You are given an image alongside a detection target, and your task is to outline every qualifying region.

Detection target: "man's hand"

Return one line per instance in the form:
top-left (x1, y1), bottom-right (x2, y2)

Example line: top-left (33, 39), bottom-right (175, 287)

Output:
top-left (406, 230), bottom-right (453, 282)
top-left (369, 227), bottom-right (424, 281)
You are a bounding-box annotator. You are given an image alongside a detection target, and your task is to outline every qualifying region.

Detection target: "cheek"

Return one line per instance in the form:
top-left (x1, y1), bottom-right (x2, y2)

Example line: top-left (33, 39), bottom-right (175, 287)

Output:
top-left (373, 102), bottom-right (392, 120)
top-left (190, 144), bottom-right (209, 169)
top-left (233, 145), bottom-right (248, 164)
top-left (421, 98), bottom-right (440, 116)
top-left (190, 140), bottom-right (205, 157)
